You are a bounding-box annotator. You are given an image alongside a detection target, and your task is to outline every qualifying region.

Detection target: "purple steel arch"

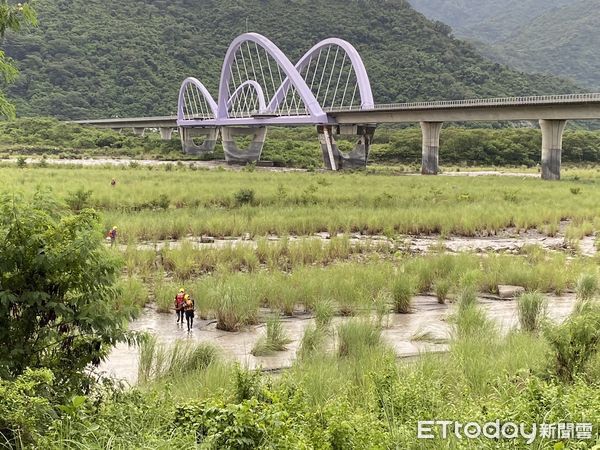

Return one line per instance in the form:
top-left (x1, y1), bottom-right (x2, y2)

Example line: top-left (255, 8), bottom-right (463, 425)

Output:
top-left (227, 80), bottom-right (267, 113)
top-left (217, 32), bottom-right (327, 122)
top-left (177, 77), bottom-right (218, 120)
top-left (268, 38), bottom-right (374, 111)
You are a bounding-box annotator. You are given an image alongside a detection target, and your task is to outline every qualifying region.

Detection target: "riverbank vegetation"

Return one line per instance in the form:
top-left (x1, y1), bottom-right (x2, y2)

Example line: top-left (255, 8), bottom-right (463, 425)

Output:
top-left (6, 281), bottom-right (600, 448)
top-left (2, 170), bottom-right (600, 447)
top-left (3, 118), bottom-right (600, 168)
top-left (2, 163), bottom-right (600, 242)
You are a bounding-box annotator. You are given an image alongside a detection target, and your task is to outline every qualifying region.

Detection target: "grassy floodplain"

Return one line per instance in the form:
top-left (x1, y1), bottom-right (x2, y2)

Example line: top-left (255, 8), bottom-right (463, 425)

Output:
top-left (3, 164), bottom-right (600, 240)
top-left (2, 163), bottom-right (600, 448)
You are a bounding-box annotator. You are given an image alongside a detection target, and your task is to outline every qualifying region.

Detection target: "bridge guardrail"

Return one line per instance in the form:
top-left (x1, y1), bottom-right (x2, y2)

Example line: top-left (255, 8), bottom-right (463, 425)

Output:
top-left (326, 93), bottom-right (600, 112)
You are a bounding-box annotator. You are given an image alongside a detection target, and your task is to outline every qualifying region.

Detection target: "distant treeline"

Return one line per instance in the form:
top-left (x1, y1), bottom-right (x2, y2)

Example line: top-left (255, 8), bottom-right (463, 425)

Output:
top-left (1, 118), bottom-right (600, 168)
top-left (371, 127), bottom-right (600, 167)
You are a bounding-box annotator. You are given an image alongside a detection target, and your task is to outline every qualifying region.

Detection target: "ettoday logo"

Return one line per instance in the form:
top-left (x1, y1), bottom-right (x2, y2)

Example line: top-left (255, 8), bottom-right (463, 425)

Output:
top-left (417, 420), bottom-right (594, 443)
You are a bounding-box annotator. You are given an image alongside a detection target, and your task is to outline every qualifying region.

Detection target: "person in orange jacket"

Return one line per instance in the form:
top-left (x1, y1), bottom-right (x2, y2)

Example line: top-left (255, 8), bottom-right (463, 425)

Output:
top-left (174, 288), bottom-right (185, 324)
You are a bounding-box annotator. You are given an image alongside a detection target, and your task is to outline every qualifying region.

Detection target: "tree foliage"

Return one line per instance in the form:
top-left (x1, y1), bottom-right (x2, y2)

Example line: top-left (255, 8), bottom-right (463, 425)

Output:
top-left (411, 0), bottom-right (600, 90)
top-left (0, 191), bottom-right (136, 392)
top-left (2, 0), bottom-right (579, 120)
top-left (0, 0), bottom-right (36, 119)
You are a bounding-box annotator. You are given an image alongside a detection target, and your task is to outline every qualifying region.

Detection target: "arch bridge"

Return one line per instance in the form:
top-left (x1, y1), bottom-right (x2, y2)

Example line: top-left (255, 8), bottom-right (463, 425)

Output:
top-left (74, 33), bottom-right (600, 180)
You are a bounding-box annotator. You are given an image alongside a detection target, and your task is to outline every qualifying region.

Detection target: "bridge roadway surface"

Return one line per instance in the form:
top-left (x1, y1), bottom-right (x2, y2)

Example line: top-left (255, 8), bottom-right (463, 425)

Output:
top-left (73, 93), bottom-right (600, 127)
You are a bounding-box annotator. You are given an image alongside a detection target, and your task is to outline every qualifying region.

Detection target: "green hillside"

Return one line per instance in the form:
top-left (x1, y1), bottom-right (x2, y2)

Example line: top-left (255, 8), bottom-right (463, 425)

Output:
top-left (408, 0), bottom-right (571, 43)
top-left (410, 0), bottom-right (600, 90)
top-left (2, 0), bottom-right (578, 120)
top-left (483, 0), bottom-right (600, 90)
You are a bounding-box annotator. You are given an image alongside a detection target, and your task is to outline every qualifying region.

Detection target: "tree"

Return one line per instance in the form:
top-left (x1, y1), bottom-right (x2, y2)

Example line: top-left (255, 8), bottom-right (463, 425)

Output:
top-left (0, 191), bottom-right (137, 393)
top-left (0, 0), bottom-right (36, 118)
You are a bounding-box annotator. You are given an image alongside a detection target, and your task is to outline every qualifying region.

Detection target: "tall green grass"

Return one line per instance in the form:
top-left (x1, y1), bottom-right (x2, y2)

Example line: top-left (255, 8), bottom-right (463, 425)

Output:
top-left (6, 166), bottom-right (600, 241)
top-left (251, 315), bottom-right (292, 356)
top-left (138, 336), bottom-right (219, 384)
top-left (517, 292), bottom-right (547, 333)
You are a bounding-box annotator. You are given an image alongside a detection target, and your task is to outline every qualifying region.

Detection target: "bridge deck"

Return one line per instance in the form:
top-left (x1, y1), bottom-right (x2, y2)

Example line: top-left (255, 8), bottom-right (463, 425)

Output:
top-left (71, 93), bottom-right (600, 128)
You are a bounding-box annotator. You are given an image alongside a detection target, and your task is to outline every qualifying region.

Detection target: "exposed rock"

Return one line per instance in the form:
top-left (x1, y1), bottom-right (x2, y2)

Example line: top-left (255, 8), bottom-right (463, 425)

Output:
top-left (498, 285), bottom-right (525, 299)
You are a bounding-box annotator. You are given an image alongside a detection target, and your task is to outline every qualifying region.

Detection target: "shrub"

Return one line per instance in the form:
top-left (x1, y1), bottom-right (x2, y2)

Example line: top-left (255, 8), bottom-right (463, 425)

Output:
top-left (234, 188), bottom-right (255, 206)
top-left (65, 188), bottom-right (93, 212)
top-left (0, 369), bottom-right (55, 448)
top-left (16, 156), bottom-right (27, 168)
top-left (517, 292), bottom-right (547, 333)
top-left (392, 276), bottom-right (415, 313)
top-left (544, 302), bottom-right (600, 381)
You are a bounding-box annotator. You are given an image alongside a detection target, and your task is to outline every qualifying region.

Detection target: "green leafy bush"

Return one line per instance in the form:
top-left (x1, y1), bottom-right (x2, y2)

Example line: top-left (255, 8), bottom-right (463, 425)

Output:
top-left (0, 369), bottom-right (54, 447)
top-left (544, 302), bottom-right (600, 381)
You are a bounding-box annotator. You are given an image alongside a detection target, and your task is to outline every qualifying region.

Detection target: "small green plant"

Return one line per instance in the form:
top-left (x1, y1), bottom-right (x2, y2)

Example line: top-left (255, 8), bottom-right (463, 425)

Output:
top-left (576, 272), bottom-right (598, 301)
top-left (65, 188), bottom-right (93, 212)
top-left (570, 187), bottom-right (581, 195)
top-left (297, 325), bottom-right (326, 359)
top-left (315, 298), bottom-right (334, 328)
top-left (234, 188), bottom-right (255, 206)
top-left (544, 302), bottom-right (600, 381)
top-left (392, 276), bottom-right (415, 313)
top-left (337, 319), bottom-right (382, 358)
top-left (373, 290), bottom-right (391, 327)
top-left (517, 292), bottom-right (547, 333)
top-left (457, 285), bottom-right (477, 312)
top-left (16, 156), bottom-right (27, 168)
top-left (251, 315), bottom-right (292, 356)
top-left (434, 279), bottom-right (452, 305)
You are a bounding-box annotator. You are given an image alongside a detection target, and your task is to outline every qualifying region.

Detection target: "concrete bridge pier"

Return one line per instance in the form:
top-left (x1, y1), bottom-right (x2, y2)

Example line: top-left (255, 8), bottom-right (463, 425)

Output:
top-left (179, 127), bottom-right (219, 155)
top-left (221, 126), bottom-right (267, 163)
top-left (420, 121), bottom-right (443, 175)
top-left (540, 119), bottom-right (567, 180)
top-left (317, 125), bottom-right (376, 170)
top-left (133, 127), bottom-right (145, 136)
top-left (159, 127), bottom-right (173, 140)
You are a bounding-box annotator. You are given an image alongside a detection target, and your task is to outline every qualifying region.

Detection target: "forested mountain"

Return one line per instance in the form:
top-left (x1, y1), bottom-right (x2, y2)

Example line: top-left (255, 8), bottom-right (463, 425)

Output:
top-left (482, 1), bottom-right (600, 90)
top-left (408, 0), bottom-right (571, 43)
top-left (3, 0), bottom-right (578, 120)
top-left (409, 0), bottom-right (600, 90)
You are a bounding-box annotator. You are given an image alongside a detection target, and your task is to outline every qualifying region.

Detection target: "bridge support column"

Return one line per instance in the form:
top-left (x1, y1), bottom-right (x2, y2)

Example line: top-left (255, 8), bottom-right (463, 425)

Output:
top-left (179, 127), bottom-right (219, 155)
top-left (540, 119), bottom-right (567, 181)
top-left (420, 121), bottom-right (443, 175)
top-left (221, 126), bottom-right (267, 164)
top-left (159, 127), bottom-right (173, 140)
top-left (132, 127), bottom-right (145, 136)
top-left (317, 125), bottom-right (376, 170)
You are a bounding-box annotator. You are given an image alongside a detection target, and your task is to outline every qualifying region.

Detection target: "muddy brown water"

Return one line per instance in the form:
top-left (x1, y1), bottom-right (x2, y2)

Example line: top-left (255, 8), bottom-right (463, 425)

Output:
top-left (99, 294), bottom-right (575, 384)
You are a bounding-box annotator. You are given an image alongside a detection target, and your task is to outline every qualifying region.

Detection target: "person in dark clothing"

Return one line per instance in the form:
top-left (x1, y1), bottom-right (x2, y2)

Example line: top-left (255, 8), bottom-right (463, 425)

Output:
top-left (108, 226), bottom-right (117, 247)
top-left (183, 294), bottom-right (195, 332)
